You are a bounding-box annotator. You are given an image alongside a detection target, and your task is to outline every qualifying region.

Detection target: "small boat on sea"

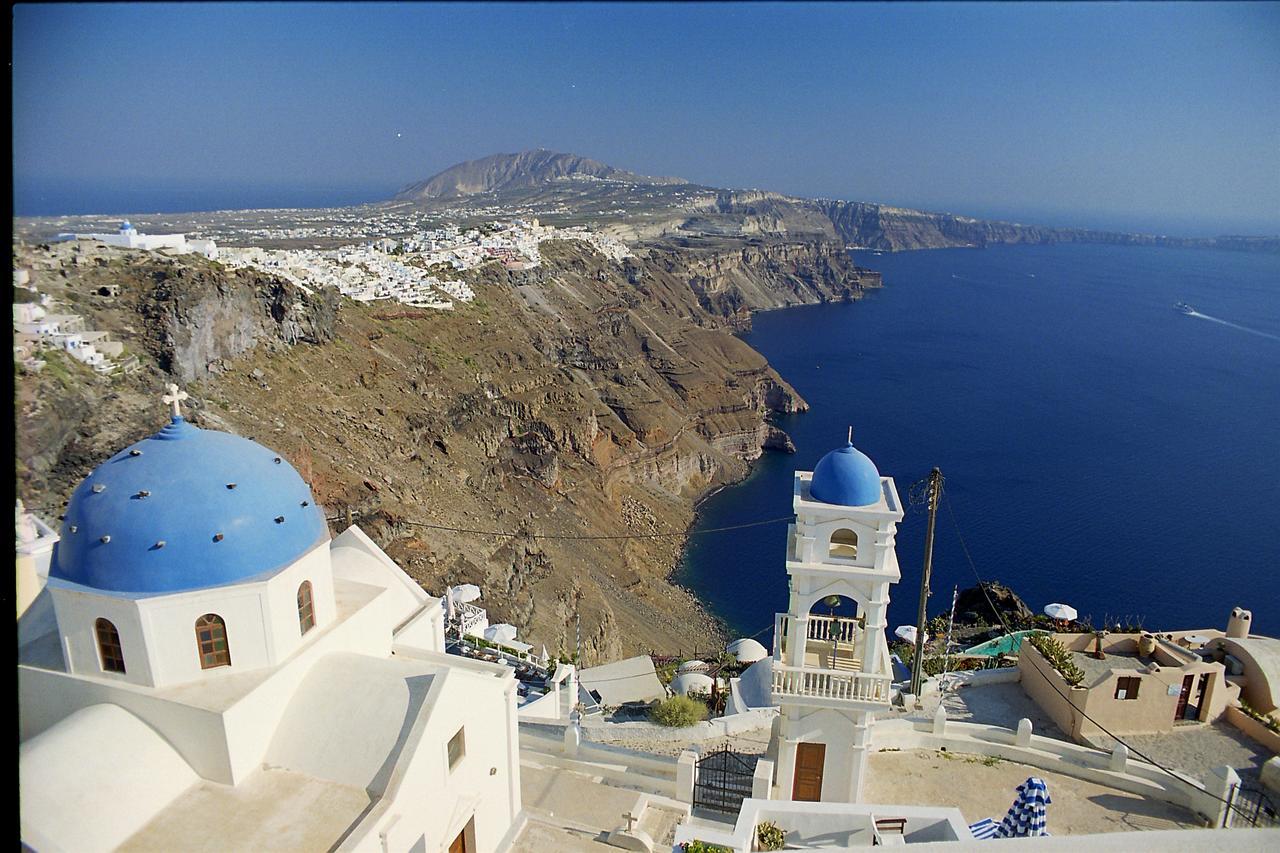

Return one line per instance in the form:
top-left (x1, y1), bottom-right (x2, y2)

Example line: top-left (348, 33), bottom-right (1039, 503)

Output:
top-left (1174, 301), bottom-right (1195, 315)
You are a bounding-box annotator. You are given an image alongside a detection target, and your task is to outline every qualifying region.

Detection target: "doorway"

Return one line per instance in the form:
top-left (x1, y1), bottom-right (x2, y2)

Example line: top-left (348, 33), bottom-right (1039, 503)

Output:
top-left (1175, 674), bottom-right (1195, 721)
top-left (793, 742), bottom-right (826, 801)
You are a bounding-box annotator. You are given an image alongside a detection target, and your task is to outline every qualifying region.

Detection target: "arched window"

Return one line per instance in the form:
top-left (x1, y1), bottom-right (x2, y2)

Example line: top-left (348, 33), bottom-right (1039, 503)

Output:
top-left (297, 581), bottom-right (315, 635)
top-left (95, 618), bottom-right (126, 673)
top-left (829, 528), bottom-right (859, 559)
top-left (195, 614), bottom-right (231, 669)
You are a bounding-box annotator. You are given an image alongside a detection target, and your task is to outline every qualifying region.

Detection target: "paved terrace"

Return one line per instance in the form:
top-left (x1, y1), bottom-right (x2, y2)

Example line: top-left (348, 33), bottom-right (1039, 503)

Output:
top-left (865, 750), bottom-right (1206, 835)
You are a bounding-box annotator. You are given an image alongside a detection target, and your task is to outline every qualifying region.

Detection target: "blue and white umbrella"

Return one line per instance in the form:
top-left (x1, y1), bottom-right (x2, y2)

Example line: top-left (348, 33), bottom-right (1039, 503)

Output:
top-left (996, 777), bottom-right (1051, 837)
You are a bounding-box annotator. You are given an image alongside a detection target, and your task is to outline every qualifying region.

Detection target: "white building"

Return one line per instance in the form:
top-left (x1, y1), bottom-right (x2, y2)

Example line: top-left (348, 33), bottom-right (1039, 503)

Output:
top-left (19, 389), bottom-right (523, 852)
top-left (56, 221), bottom-right (218, 259)
top-left (769, 438), bottom-right (904, 804)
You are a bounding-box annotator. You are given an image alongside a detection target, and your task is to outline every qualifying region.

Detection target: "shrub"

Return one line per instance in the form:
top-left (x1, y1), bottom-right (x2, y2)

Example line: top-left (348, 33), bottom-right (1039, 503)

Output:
top-left (681, 842), bottom-right (731, 853)
top-left (1239, 701), bottom-right (1280, 734)
top-left (756, 819), bottom-right (785, 851)
top-left (650, 694), bottom-right (708, 727)
top-left (1027, 633), bottom-right (1085, 686)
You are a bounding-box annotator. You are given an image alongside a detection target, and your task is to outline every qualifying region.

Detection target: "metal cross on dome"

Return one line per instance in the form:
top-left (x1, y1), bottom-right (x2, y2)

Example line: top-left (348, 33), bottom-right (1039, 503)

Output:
top-left (162, 383), bottom-right (189, 418)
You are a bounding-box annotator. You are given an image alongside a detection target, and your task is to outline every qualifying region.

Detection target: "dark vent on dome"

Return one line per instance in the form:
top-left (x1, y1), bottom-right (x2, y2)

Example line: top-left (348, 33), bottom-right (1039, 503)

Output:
top-left (275, 515), bottom-right (285, 524)
top-left (213, 532), bottom-right (224, 542)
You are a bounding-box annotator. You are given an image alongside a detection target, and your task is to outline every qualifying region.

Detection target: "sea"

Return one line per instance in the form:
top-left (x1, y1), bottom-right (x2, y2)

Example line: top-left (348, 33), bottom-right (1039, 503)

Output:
top-left (676, 243), bottom-right (1280, 646)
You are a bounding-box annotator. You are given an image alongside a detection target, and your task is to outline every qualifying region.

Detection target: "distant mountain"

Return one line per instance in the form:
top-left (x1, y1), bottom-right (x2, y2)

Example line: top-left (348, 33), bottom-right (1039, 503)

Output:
top-left (394, 149), bottom-right (687, 201)
top-left (391, 150), bottom-right (1279, 254)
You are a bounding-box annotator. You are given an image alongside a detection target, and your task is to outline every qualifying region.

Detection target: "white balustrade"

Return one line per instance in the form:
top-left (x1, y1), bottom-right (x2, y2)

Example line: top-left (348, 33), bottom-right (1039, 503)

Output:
top-left (771, 664), bottom-right (892, 705)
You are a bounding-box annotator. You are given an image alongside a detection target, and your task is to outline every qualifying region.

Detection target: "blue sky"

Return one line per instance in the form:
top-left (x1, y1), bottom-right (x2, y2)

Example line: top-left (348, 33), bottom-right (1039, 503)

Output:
top-left (12, 2), bottom-right (1280, 234)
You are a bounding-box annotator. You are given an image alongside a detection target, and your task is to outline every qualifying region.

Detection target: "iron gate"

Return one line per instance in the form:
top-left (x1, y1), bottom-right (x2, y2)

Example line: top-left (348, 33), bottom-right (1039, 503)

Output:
top-left (693, 748), bottom-right (757, 815)
top-left (1223, 781), bottom-right (1279, 828)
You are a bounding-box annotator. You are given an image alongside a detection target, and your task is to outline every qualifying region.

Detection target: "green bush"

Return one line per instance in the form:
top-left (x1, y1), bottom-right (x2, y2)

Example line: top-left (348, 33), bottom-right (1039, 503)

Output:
top-left (680, 841), bottom-right (731, 853)
top-left (650, 694), bottom-right (708, 728)
top-left (1027, 633), bottom-right (1085, 686)
top-left (1240, 701), bottom-right (1280, 734)
top-left (755, 819), bottom-right (786, 851)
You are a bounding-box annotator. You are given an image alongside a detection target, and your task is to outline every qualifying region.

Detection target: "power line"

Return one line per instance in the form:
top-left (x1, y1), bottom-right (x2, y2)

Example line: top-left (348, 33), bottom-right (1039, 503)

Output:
top-left (941, 491), bottom-right (1233, 807)
top-left (380, 514), bottom-right (797, 541)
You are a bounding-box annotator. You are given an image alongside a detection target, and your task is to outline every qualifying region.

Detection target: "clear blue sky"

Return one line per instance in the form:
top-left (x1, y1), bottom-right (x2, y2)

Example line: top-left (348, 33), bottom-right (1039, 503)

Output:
top-left (12, 2), bottom-right (1280, 234)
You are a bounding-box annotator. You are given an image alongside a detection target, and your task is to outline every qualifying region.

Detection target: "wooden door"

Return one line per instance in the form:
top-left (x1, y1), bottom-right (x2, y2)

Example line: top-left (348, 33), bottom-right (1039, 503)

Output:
top-left (1175, 674), bottom-right (1195, 721)
top-left (448, 827), bottom-right (467, 853)
top-left (792, 742), bottom-right (826, 802)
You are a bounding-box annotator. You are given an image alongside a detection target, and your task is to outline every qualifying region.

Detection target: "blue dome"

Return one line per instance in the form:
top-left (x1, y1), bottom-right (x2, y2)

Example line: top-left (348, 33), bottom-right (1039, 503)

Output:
top-left (51, 417), bottom-right (327, 594)
top-left (120, 220), bottom-right (134, 231)
top-left (809, 442), bottom-right (882, 507)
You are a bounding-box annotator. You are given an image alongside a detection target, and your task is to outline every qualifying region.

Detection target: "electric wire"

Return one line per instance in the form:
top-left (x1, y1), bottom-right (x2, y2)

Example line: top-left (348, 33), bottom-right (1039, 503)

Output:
top-left (334, 513), bottom-right (796, 540)
top-left (942, 489), bottom-right (1239, 809)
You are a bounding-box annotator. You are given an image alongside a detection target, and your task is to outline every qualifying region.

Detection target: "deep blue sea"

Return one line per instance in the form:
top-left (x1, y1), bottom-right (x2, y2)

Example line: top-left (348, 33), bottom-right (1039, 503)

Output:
top-left (676, 244), bottom-right (1280, 644)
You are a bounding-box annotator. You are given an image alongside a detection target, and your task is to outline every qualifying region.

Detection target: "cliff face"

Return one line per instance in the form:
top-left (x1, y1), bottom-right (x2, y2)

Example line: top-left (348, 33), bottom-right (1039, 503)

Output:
top-left (14, 242), bottom-right (335, 501)
top-left (14, 237), bottom-right (873, 663)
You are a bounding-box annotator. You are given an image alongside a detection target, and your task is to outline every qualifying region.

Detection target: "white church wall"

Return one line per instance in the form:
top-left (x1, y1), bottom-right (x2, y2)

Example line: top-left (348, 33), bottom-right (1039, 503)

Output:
top-left (18, 663), bottom-right (236, 782)
top-left (261, 542), bottom-right (337, 664)
top-left (48, 584), bottom-right (157, 686)
top-left (779, 706), bottom-right (869, 803)
top-left (138, 581), bottom-right (275, 686)
top-left (217, 580), bottom-right (405, 784)
top-left (342, 668), bottom-right (521, 853)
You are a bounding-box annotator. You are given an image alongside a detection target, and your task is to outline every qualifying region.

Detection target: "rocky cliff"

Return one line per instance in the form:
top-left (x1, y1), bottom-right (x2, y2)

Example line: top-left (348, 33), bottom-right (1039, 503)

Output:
top-left (14, 236), bottom-right (875, 663)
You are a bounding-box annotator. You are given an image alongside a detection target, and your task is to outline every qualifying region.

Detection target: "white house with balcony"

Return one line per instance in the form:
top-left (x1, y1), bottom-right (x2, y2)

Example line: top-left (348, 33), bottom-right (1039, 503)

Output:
top-left (19, 389), bottom-right (523, 853)
top-left (769, 438), bottom-right (904, 805)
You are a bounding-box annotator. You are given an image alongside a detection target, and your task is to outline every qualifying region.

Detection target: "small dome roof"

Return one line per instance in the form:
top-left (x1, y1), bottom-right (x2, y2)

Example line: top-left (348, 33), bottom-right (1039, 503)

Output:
top-left (809, 441), bottom-right (882, 507)
top-left (120, 220), bottom-right (134, 231)
top-left (726, 638), bottom-right (768, 664)
top-left (670, 672), bottom-right (714, 697)
top-left (677, 659), bottom-right (710, 674)
top-left (51, 416), bottom-right (327, 594)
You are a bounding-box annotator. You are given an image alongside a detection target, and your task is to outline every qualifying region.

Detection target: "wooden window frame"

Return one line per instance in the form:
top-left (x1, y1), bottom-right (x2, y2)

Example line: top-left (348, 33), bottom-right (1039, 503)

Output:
top-left (95, 617), bottom-right (126, 673)
top-left (1114, 676), bottom-right (1141, 700)
top-left (297, 580), bottom-right (316, 635)
top-left (195, 614), bottom-right (232, 670)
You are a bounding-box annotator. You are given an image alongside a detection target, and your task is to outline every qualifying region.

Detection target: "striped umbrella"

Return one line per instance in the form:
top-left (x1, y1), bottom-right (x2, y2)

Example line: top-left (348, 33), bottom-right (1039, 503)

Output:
top-left (996, 777), bottom-right (1051, 837)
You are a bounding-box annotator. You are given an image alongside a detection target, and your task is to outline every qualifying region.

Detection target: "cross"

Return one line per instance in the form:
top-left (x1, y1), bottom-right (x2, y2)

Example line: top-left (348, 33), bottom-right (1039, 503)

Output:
top-left (622, 811), bottom-right (639, 833)
top-left (163, 383), bottom-right (189, 418)
top-left (847, 425), bottom-right (853, 444)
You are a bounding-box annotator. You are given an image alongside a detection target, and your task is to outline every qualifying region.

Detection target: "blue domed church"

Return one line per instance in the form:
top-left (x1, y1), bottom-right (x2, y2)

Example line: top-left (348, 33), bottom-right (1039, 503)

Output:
top-left (767, 435), bottom-right (904, 804)
top-left (19, 388), bottom-right (525, 852)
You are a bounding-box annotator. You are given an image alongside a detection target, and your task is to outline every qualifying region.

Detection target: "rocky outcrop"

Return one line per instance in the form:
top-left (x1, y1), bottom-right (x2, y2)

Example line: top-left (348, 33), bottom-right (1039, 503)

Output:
top-left (135, 262), bottom-right (338, 382)
top-left (954, 582), bottom-right (1034, 627)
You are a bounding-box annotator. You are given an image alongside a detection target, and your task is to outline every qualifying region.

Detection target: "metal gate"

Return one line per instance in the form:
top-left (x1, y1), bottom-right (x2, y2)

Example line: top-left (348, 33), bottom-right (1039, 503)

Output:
top-left (693, 748), bottom-right (757, 815)
top-left (1223, 781), bottom-right (1280, 828)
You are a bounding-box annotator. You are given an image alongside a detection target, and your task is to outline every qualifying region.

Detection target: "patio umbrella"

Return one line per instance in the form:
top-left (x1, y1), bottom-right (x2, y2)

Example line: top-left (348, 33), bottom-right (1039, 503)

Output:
top-left (1043, 603), bottom-right (1077, 622)
top-left (539, 645), bottom-right (550, 666)
top-left (996, 777), bottom-right (1051, 838)
top-left (484, 623), bottom-right (518, 644)
top-left (895, 625), bottom-right (927, 645)
top-left (450, 583), bottom-right (482, 604)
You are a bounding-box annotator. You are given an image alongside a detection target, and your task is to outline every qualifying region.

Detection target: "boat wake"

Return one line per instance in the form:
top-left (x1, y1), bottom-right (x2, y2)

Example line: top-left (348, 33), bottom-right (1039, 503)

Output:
top-left (1186, 311), bottom-right (1280, 342)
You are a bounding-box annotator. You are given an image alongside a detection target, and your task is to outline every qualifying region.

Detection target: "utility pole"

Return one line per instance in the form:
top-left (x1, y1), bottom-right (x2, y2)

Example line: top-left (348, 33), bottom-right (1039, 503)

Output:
top-left (910, 468), bottom-right (943, 699)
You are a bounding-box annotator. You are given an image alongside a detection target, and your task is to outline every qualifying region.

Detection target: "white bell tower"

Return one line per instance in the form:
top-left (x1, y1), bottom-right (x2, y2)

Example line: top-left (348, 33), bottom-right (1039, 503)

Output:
top-left (769, 439), bottom-right (904, 804)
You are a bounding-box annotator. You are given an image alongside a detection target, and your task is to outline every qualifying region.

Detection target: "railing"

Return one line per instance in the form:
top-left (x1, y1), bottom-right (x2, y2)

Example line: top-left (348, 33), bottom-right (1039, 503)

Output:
top-left (775, 613), bottom-right (862, 654)
top-left (771, 664), bottom-right (892, 705)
